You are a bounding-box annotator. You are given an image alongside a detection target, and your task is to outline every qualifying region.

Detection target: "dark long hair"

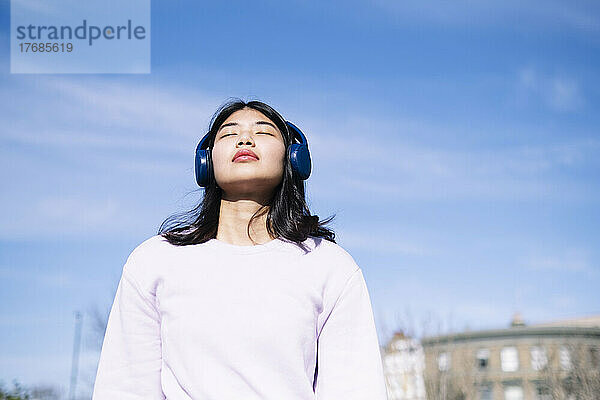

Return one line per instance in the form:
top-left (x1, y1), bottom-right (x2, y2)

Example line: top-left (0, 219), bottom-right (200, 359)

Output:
top-left (158, 98), bottom-right (336, 248)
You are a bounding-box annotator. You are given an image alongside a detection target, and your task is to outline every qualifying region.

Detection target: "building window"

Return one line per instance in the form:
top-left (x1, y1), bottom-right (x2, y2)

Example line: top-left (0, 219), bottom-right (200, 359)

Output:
top-left (438, 352), bottom-right (450, 371)
top-left (560, 346), bottom-right (571, 370)
top-left (535, 384), bottom-right (552, 400)
top-left (501, 347), bottom-right (519, 372)
top-left (590, 347), bottom-right (599, 368)
top-left (477, 348), bottom-right (490, 370)
top-left (478, 384), bottom-right (493, 400)
top-left (504, 385), bottom-right (523, 400)
top-left (531, 346), bottom-right (548, 371)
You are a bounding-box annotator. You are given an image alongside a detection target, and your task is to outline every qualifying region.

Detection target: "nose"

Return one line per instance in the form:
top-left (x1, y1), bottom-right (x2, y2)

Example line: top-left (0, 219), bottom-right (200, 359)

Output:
top-left (236, 134), bottom-right (255, 147)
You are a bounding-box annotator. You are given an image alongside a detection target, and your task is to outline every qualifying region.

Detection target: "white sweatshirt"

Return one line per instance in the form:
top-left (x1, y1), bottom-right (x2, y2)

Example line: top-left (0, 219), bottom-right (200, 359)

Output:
top-left (92, 234), bottom-right (388, 400)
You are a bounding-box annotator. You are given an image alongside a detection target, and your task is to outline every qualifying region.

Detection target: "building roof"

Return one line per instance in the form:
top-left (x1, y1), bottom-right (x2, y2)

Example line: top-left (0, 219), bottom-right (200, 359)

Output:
top-left (421, 314), bottom-right (600, 346)
top-left (529, 314), bottom-right (600, 328)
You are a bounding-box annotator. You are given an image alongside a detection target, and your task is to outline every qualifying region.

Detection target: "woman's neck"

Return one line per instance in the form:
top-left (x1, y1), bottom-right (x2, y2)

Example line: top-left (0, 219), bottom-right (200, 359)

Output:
top-left (216, 197), bottom-right (275, 246)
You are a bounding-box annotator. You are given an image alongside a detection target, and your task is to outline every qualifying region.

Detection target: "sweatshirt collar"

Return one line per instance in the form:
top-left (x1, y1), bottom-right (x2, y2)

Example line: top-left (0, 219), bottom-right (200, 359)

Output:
top-left (204, 236), bottom-right (293, 254)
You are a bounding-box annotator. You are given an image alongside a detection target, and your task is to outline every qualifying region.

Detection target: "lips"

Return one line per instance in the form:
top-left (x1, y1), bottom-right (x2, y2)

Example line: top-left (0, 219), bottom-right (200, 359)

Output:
top-left (232, 149), bottom-right (259, 162)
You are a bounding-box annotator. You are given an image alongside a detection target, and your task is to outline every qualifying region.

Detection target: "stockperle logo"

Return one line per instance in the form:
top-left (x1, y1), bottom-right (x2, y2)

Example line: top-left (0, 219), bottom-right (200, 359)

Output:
top-left (10, 0), bottom-right (150, 74)
top-left (15, 19), bottom-right (147, 46)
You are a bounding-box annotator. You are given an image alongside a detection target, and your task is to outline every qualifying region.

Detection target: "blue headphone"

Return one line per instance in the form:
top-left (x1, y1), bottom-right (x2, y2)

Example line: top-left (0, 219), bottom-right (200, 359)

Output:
top-left (194, 120), bottom-right (312, 188)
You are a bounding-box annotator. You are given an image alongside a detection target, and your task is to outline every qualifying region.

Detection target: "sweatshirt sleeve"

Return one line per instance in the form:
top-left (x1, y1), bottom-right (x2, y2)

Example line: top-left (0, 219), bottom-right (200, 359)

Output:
top-left (92, 253), bottom-right (165, 400)
top-left (314, 268), bottom-right (388, 400)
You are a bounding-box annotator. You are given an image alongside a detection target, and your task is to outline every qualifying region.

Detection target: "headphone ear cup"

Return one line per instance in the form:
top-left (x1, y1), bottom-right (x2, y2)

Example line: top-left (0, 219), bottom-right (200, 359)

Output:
top-left (289, 143), bottom-right (311, 180)
top-left (195, 146), bottom-right (212, 187)
top-left (206, 149), bottom-right (214, 185)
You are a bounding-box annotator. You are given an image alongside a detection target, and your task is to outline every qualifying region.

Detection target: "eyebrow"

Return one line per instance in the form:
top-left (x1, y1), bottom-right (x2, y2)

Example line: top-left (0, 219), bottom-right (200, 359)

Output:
top-left (218, 120), bottom-right (278, 133)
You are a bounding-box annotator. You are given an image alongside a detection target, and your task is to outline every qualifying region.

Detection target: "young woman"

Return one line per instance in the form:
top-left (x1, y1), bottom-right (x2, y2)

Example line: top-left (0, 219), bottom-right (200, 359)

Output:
top-left (92, 99), bottom-right (388, 400)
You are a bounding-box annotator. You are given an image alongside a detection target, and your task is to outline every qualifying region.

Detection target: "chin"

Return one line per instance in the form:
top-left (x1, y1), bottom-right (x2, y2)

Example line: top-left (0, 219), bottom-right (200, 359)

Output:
top-left (219, 176), bottom-right (281, 193)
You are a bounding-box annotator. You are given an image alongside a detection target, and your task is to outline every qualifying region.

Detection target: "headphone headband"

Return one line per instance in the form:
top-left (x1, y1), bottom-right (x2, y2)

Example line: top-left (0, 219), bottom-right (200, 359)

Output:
top-left (285, 121), bottom-right (308, 146)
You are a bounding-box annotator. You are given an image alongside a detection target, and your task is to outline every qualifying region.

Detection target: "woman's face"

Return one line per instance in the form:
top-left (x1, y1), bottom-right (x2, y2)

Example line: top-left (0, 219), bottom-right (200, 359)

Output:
top-left (211, 108), bottom-right (286, 198)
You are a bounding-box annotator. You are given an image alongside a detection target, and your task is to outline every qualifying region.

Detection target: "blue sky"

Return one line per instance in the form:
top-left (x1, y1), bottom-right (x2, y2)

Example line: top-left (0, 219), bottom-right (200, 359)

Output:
top-left (1, 0), bottom-right (599, 397)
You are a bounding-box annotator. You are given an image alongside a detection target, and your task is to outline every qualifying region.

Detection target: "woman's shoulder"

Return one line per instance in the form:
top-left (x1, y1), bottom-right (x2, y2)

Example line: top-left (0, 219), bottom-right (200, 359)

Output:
top-left (310, 235), bottom-right (352, 256)
top-left (129, 234), bottom-right (173, 259)
top-left (123, 234), bottom-right (175, 278)
top-left (308, 237), bottom-right (365, 310)
top-left (308, 236), bottom-right (361, 277)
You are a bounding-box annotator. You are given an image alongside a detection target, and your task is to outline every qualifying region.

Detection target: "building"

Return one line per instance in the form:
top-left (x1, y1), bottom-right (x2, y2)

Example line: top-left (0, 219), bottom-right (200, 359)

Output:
top-left (382, 331), bottom-right (427, 400)
top-left (420, 313), bottom-right (600, 400)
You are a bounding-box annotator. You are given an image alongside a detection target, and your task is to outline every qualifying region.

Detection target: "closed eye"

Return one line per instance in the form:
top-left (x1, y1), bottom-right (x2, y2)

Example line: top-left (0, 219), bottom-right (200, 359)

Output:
top-left (219, 132), bottom-right (274, 140)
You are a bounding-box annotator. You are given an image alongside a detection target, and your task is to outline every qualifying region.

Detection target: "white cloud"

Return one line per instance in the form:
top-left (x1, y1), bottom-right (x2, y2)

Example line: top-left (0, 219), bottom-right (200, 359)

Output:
top-left (0, 314), bottom-right (59, 328)
top-left (311, 127), bottom-right (598, 202)
top-left (0, 77), bottom-right (219, 152)
top-left (338, 230), bottom-right (427, 256)
top-left (552, 295), bottom-right (578, 309)
top-left (36, 195), bottom-right (118, 225)
top-left (2, 126), bottom-right (188, 154)
top-left (1, 75), bottom-right (598, 241)
top-left (548, 78), bottom-right (583, 111)
top-left (521, 247), bottom-right (596, 275)
top-left (0, 77), bottom-right (216, 238)
top-left (0, 264), bottom-right (100, 290)
top-left (41, 78), bottom-right (218, 138)
top-left (517, 67), bottom-right (584, 112)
